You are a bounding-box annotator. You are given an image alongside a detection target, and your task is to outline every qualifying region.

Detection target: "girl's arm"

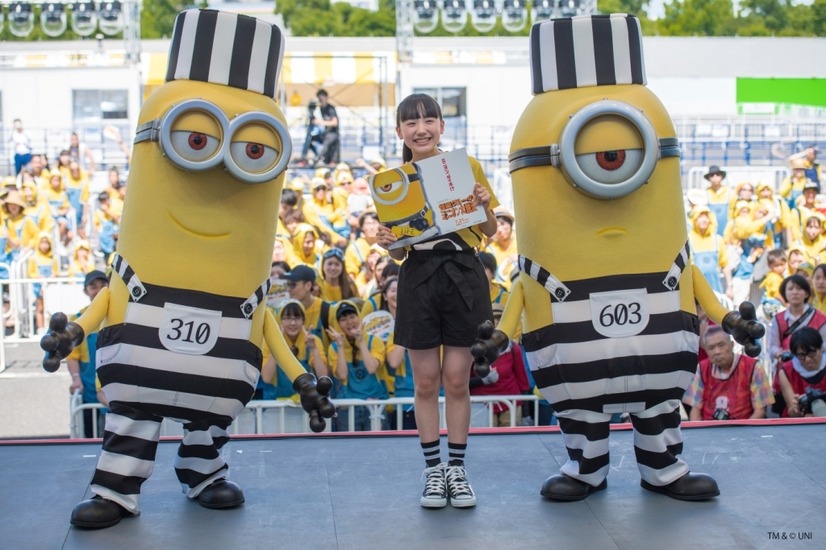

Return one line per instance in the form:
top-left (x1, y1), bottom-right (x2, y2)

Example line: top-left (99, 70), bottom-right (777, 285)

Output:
top-left (474, 183), bottom-right (497, 238)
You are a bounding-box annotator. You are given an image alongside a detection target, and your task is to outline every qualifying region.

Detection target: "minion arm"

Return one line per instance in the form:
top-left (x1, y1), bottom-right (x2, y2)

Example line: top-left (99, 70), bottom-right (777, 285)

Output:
top-left (471, 278), bottom-right (525, 376)
top-left (40, 288), bottom-right (111, 372)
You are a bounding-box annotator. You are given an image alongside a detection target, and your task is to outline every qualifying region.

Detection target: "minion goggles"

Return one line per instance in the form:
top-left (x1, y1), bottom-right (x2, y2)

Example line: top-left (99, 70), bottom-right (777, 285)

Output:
top-left (374, 167), bottom-right (432, 232)
top-left (508, 100), bottom-right (680, 200)
top-left (134, 99), bottom-right (292, 184)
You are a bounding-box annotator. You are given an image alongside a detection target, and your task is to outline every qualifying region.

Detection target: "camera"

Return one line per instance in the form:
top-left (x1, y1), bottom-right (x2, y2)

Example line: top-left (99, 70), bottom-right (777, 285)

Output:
top-left (712, 408), bottom-right (730, 421)
top-left (798, 388), bottom-right (826, 416)
top-left (780, 351), bottom-right (793, 362)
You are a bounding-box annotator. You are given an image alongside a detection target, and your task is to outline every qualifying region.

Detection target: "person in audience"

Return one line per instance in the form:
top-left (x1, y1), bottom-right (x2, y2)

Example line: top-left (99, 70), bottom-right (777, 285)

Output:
top-left (683, 325), bottom-right (773, 420)
top-left (319, 247), bottom-right (358, 302)
top-left (774, 326), bottom-right (826, 417)
top-left (767, 274), bottom-right (826, 376)
top-left (328, 300), bottom-right (388, 431)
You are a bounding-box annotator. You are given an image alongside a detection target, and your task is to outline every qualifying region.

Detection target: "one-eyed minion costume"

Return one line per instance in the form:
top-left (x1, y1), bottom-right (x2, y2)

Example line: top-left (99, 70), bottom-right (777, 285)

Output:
top-left (371, 163), bottom-right (439, 246)
top-left (40, 9), bottom-right (334, 529)
top-left (476, 14), bottom-right (763, 501)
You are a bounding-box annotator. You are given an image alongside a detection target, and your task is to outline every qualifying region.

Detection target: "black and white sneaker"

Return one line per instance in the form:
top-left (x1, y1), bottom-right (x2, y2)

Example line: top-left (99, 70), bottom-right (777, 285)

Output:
top-left (445, 464), bottom-right (476, 508)
top-left (420, 462), bottom-right (447, 508)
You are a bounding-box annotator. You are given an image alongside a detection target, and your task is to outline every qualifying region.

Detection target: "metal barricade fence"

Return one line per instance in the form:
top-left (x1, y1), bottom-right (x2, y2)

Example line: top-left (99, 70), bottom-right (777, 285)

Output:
top-left (69, 394), bottom-right (547, 439)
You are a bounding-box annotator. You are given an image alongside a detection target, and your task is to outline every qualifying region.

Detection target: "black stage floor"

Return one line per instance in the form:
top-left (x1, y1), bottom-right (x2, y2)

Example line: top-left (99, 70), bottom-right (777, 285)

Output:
top-left (2, 420), bottom-right (825, 550)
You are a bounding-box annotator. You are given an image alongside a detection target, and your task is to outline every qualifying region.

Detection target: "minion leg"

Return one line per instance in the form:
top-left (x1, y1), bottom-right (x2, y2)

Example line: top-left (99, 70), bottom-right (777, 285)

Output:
top-left (555, 408), bottom-right (612, 486)
top-left (175, 418), bottom-right (233, 498)
top-left (628, 399), bottom-right (689, 486)
top-left (90, 402), bottom-right (163, 514)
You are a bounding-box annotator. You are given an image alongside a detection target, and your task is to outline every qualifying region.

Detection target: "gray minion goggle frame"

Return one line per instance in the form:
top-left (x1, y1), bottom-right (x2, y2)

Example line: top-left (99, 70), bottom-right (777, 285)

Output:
top-left (508, 100), bottom-right (680, 200)
top-left (134, 99), bottom-right (292, 184)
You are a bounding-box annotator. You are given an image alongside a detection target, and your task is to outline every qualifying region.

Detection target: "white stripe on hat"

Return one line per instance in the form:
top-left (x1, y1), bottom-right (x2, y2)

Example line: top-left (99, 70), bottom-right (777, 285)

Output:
top-left (572, 16), bottom-right (597, 88)
top-left (248, 22), bottom-right (273, 96)
top-left (208, 11), bottom-right (238, 87)
top-left (610, 14), bottom-right (632, 84)
top-left (174, 10), bottom-right (199, 81)
top-left (538, 21), bottom-right (558, 95)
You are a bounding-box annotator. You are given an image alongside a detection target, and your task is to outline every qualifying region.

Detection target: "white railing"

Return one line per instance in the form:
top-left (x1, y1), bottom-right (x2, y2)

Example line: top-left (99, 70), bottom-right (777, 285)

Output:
top-left (68, 394), bottom-right (547, 439)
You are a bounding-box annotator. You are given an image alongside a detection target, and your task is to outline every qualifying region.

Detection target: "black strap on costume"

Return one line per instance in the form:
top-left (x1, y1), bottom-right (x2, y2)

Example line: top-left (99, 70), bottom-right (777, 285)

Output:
top-left (508, 137), bottom-right (681, 174)
top-left (782, 307), bottom-right (816, 341)
top-left (111, 254), bottom-right (148, 302)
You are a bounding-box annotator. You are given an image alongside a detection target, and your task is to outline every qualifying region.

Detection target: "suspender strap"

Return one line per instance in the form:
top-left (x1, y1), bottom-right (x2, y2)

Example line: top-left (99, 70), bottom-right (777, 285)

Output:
top-left (241, 278), bottom-right (273, 319)
top-left (111, 254), bottom-right (148, 302)
top-left (662, 241), bottom-right (690, 291)
top-left (518, 255), bottom-right (571, 302)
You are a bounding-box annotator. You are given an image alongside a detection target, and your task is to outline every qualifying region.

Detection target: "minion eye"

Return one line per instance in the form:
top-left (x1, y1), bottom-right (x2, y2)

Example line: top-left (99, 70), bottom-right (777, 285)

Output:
top-left (576, 149), bottom-right (644, 184)
top-left (169, 131), bottom-right (221, 163)
top-left (229, 142), bottom-right (279, 174)
top-left (372, 172), bottom-right (407, 206)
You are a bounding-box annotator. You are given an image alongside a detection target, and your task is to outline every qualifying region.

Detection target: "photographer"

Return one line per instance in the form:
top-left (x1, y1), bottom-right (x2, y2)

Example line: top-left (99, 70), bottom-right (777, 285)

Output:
top-left (774, 326), bottom-right (826, 417)
top-left (683, 325), bottom-right (774, 421)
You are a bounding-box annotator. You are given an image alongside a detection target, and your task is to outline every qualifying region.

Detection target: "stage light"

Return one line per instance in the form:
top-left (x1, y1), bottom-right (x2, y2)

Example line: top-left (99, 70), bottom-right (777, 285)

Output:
top-left (470, 0), bottom-right (498, 33)
top-left (559, 0), bottom-right (579, 17)
top-left (70, 1), bottom-right (97, 36)
top-left (532, 0), bottom-right (554, 21)
top-left (40, 2), bottom-right (68, 37)
top-left (501, 0), bottom-right (527, 32)
top-left (8, 2), bottom-right (35, 37)
top-left (441, 0), bottom-right (468, 33)
top-left (413, 0), bottom-right (439, 33)
top-left (98, 0), bottom-right (123, 36)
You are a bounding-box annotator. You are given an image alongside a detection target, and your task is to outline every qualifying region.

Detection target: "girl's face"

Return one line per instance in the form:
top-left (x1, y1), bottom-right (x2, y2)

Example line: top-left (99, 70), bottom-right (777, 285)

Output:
top-left (6, 203), bottom-right (22, 217)
top-left (771, 260), bottom-right (787, 275)
top-left (323, 257), bottom-right (343, 280)
top-left (396, 115), bottom-right (444, 160)
top-left (785, 282), bottom-right (809, 306)
top-left (805, 220), bottom-right (822, 241)
top-left (789, 253), bottom-right (804, 273)
top-left (813, 269), bottom-right (826, 294)
top-left (272, 240), bottom-right (286, 262)
top-left (281, 314), bottom-right (304, 339)
top-left (496, 219), bottom-right (512, 240)
top-left (39, 238), bottom-right (51, 254)
top-left (384, 280), bottom-right (398, 309)
top-left (738, 185), bottom-right (754, 199)
top-left (696, 213), bottom-right (710, 232)
top-left (302, 232), bottom-right (315, 254)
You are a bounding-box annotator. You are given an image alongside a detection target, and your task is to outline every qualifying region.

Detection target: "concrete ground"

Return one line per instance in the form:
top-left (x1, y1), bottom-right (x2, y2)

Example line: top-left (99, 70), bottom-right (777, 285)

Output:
top-left (0, 340), bottom-right (71, 439)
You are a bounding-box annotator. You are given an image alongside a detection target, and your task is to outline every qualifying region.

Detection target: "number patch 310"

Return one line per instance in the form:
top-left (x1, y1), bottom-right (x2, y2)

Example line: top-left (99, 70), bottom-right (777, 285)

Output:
top-left (159, 303), bottom-right (222, 355)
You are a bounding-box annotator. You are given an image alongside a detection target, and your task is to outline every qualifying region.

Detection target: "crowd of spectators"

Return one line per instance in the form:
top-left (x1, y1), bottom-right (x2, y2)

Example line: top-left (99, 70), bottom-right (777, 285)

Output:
top-left (4, 128), bottom-right (824, 432)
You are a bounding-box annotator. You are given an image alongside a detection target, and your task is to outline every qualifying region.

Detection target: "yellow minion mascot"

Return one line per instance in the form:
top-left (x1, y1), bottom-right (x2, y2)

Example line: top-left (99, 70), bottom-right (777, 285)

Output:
top-left (40, 9), bottom-right (335, 529)
top-left (473, 14), bottom-right (763, 502)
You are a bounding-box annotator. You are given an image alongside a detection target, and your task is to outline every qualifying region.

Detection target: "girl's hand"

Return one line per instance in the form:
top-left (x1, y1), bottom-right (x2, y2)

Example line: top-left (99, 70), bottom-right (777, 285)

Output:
top-left (326, 327), bottom-right (344, 345)
top-left (474, 183), bottom-right (491, 210)
top-left (376, 223), bottom-right (398, 250)
top-left (304, 327), bottom-right (316, 351)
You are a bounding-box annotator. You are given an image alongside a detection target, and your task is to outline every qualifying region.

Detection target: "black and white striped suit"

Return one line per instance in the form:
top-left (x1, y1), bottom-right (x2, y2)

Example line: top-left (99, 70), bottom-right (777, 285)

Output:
top-left (521, 245), bottom-right (698, 487)
top-left (91, 255), bottom-right (270, 513)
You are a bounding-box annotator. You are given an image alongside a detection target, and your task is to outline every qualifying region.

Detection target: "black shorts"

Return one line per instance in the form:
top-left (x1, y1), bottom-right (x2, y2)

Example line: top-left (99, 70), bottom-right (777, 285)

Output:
top-left (394, 251), bottom-right (493, 349)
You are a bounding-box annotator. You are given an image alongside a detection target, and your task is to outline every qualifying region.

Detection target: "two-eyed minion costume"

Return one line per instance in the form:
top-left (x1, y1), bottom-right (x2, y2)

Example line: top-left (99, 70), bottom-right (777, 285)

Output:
top-left (41, 10), bottom-right (333, 520)
top-left (492, 15), bottom-right (761, 494)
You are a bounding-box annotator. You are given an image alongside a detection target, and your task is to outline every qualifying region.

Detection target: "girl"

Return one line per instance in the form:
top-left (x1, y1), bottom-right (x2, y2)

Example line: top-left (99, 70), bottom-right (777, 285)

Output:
top-left (377, 93), bottom-right (498, 509)
top-left (319, 248), bottom-right (358, 302)
top-left (767, 274), bottom-right (826, 375)
top-left (260, 300), bottom-right (328, 400)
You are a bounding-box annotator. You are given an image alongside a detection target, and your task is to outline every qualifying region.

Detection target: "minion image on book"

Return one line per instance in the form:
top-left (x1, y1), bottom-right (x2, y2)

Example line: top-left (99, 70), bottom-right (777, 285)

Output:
top-left (371, 163), bottom-right (440, 249)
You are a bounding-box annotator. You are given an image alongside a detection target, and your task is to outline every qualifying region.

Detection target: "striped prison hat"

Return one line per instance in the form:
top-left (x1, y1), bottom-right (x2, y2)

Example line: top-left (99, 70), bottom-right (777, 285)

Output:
top-left (165, 9), bottom-right (285, 99)
top-left (530, 13), bottom-right (646, 95)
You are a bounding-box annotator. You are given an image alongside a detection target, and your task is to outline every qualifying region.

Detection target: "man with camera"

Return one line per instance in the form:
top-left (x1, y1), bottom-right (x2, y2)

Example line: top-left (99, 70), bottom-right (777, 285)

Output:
top-left (774, 326), bottom-right (826, 417)
top-left (684, 325), bottom-right (774, 420)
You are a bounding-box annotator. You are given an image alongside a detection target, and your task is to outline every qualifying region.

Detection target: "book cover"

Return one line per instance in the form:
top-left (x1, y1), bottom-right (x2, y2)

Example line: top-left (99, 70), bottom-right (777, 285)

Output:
top-left (369, 148), bottom-right (486, 250)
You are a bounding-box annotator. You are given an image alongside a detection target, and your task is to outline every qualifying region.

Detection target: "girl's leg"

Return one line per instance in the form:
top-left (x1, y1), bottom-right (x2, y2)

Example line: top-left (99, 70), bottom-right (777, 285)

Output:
top-left (409, 347), bottom-right (443, 444)
top-left (409, 347), bottom-right (448, 508)
top-left (441, 345), bottom-right (477, 507)
top-left (441, 345), bottom-right (472, 445)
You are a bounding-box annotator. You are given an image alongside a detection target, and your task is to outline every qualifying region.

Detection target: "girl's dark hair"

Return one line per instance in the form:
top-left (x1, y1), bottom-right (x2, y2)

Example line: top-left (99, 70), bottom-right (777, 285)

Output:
top-left (780, 273), bottom-right (812, 303)
top-left (790, 326), bottom-right (823, 354)
top-left (380, 275), bottom-right (398, 298)
top-left (380, 260), bottom-right (400, 281)
top-left (395, 93), bottom-right (442, 163)
top-left (281, 301), bottom-right (305, 320)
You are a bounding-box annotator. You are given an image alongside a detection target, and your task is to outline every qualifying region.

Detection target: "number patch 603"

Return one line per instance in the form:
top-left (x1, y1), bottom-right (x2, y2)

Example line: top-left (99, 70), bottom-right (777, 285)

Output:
top-left (589, 289), bottom-right (650, 338)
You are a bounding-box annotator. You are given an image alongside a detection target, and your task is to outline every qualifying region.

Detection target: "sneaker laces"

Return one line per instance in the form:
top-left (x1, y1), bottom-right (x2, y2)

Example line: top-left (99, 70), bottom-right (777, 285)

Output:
top-left (446, 466), bottom-right (472, 496)
top-left (423, 465), bottom-right (445, 496)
